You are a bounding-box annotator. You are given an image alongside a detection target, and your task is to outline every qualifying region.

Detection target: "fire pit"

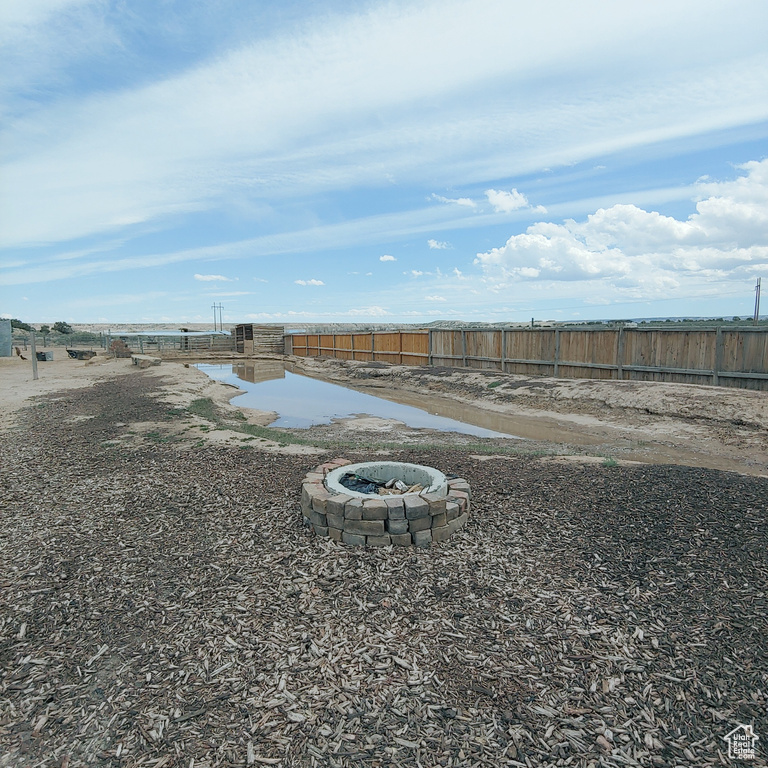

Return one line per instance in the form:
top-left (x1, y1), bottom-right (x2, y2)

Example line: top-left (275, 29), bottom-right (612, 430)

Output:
top-left (301, 458), bottom-right (471, 547)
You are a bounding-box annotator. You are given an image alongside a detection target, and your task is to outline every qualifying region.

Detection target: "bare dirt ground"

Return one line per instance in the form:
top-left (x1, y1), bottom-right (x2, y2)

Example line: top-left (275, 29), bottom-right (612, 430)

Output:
top-left (0, 353), bottom-right (766, 767)
top-left (2, 352), bottom-right (767, 475)
top-left (286, 356), bottom-right (768, 477)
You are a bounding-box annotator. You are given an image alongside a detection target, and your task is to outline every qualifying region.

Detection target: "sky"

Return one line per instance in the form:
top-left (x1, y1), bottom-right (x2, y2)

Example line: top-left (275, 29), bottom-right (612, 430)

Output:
top-left (1, 0), bottom-right (767, 326)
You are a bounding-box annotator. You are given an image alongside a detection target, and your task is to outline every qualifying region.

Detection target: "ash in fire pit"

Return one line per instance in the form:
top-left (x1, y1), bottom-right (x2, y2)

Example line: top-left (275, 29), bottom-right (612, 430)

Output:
top-left (301, 459), bottom-right (470, 548)
top-left (328, 461), bottom-right (448, 497)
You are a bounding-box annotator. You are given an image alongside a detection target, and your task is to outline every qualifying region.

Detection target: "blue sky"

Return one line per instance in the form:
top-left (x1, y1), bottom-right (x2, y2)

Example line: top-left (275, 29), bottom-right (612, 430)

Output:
top-left (1, 0), bottom-right (767, 325)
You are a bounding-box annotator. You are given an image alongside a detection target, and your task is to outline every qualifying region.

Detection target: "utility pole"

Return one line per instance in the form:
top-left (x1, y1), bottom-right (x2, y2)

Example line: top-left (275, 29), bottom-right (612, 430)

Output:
top-left (754, 278), bottom-right (762, 325)
top-left (211, 303), bottom-right (223, 332)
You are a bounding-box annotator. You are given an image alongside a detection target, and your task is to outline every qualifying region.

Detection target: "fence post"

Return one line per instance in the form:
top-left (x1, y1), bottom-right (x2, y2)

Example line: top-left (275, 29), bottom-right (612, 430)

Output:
top-left (461, 330), bottom-right (467, 368)
top-left (713, 327), bottom-right (723, 386)
top-left (554, 329), bottom-right (560, 377)
top-left (617, 327), bottom-right (625, 380)
top-left (371, 332), bottom-right (375, 362)
top-left (30, 332), bottom-right (39, 381)
top-left (500, 329), bottom-right (506, 373)
top-left (428, 329), bottom-right (433, 366)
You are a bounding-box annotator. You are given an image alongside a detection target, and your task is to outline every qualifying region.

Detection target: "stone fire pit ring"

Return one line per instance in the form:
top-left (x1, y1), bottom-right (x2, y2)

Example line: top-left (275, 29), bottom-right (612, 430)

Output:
top-left (301, 458), bottom-right (471, 547)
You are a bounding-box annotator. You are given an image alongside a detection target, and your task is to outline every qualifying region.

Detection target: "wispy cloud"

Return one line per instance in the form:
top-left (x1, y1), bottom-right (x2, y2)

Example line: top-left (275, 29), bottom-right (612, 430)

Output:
top-left (431, 193), bottom-right (477, 208)
top-left (428, 239), bottom-right (450, 249)
top-left (194, 273), bottom-right (233, 282)
top-left (379, 254), bottom-right (396, 261)
top-left (294, 278), bottom-right (324, 286)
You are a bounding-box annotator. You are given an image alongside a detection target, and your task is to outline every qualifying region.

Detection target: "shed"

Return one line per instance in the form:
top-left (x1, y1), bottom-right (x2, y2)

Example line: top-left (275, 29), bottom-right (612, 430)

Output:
top-left (234, 324), bottom-right (285, 355)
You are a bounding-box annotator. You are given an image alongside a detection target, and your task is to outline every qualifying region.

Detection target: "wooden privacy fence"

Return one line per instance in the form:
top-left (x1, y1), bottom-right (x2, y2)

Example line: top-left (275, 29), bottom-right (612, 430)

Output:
top-left (286, 327), bottom-right (768, 390)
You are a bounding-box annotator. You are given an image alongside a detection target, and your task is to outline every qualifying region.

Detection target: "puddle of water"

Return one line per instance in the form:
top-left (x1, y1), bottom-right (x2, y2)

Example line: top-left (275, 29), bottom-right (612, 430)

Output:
top-left (196, 363), bottom-right (518, 439)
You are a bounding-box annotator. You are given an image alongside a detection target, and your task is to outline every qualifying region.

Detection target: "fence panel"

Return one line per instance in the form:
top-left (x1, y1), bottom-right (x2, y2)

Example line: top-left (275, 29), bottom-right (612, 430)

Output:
top-left (352, 333), bottom-right (373, 362)
top-left (621, 330), bottom-right (712, 384)
top-left (430, 330), bottom-right (463, 366)
top-left (718, 329), bottom-right (768, 389)
top-left (503, 330), bottom-right (556, 376)
top-left (401, 332), bottom-right (429, 365)
top-left (374, 332), bottom-right (404, 363)
top-left (465, 330), bottom-right (502, 370)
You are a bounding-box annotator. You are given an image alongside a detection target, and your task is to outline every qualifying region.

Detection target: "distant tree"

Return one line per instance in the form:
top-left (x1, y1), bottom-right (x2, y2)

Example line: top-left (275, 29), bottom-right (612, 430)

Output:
top-left (733, 317), bottom-right (741, 322)
top-left (39, 324), bottom-right (51, 335)
top-left (10, 318), bottom-right (34, 332)
top-left (52, 321), bottom-right (73, 334)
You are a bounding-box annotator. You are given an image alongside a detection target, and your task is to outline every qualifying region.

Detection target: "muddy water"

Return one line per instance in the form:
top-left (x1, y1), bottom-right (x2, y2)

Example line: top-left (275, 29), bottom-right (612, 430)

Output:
top-left (196, 363), bottom-right (519, 438)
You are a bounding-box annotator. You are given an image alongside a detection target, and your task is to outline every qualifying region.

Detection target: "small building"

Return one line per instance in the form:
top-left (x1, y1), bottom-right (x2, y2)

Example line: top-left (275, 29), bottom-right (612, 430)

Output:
top-left (234, 324), bottom-right (284, 355)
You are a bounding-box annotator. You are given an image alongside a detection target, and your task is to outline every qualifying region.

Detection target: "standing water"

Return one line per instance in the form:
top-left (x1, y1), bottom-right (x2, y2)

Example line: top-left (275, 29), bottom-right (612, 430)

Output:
top-left (196, 363), bottom-right (519, 439)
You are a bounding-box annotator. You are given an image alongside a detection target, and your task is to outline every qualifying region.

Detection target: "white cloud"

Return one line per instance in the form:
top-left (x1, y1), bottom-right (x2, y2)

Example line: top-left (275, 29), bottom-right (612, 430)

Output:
top-left (347, 306), bottom-right (389, 317)
top-left (245, 306), bottom-right (389, 320)
top-left (485, 188), bottom-right (530, 212)
top-left (425, 295), bottom-right (447, 301)
top-left (428, 239), bottom-right (450, 249)
top-left (431, 194), bottom-right (477, 208)
top-left (379, 254), bottom-right (396, 261)
top-left (194, 273), bottom-right (232, 282)
top-left (485, 188), bottom-right (547, 215)
top-left (408, 270), bottom-right (424, 277)
top-left (294, 278), bottom-right (324, 286)
top-left (475, 159), bottom-right (768, 294)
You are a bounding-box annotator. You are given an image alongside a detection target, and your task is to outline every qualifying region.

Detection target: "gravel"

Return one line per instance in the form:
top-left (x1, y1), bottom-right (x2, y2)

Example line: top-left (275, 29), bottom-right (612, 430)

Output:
top-left (0, 371), bottom-right (766, 767)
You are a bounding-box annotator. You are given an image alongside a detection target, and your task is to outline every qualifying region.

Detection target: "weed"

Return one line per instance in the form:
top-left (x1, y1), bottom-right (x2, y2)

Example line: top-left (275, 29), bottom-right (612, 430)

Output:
top-left (188, 398), bottom-right (219, 421)
top-left (602, 457), bottom-right (619, 467)
top-left (487, 381), bottom-right (502, 389)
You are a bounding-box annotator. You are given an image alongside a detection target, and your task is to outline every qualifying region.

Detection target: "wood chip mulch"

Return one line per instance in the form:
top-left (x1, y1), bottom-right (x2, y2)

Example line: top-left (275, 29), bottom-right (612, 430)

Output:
top-left (1, 372), bottom-right (766, 767)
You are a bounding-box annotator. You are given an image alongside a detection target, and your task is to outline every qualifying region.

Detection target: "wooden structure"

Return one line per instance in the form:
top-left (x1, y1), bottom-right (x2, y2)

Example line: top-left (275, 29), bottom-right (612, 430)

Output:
top-left (235, 324), bottom-right (284, 355)
top-left (286, 326), bottom-right (768, 390)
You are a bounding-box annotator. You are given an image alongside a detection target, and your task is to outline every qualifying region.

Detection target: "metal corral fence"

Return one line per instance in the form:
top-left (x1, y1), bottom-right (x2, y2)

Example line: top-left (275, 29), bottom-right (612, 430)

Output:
top-left (10, 331), bottom-right (235, 355)
top-left (286, 327), bottom-right (768, 390)
top-left (115, 333), bottom-right (235, 354)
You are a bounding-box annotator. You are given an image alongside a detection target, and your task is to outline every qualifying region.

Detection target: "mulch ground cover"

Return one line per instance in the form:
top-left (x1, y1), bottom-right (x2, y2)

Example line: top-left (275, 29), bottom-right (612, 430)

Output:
top-left (1, 372), bottom-right (766, 767)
